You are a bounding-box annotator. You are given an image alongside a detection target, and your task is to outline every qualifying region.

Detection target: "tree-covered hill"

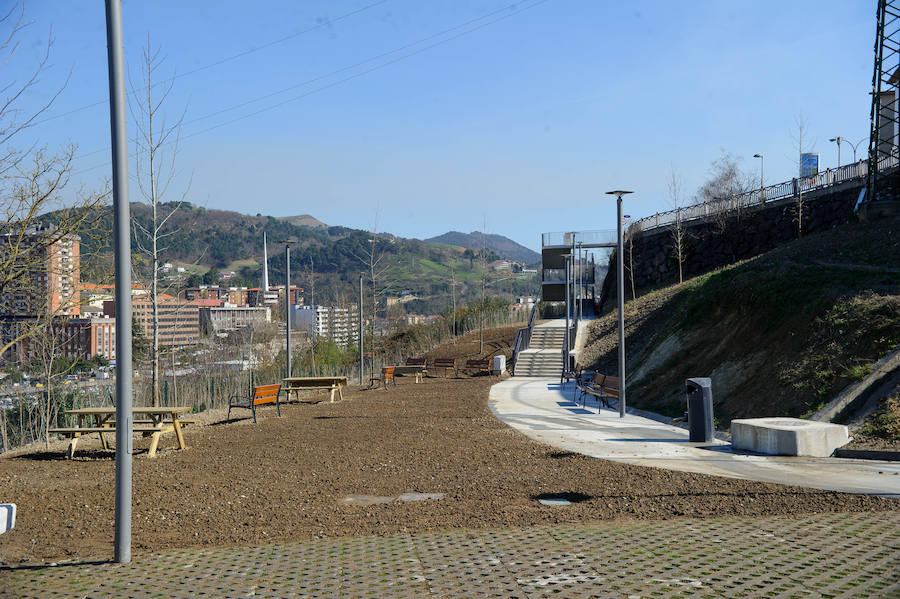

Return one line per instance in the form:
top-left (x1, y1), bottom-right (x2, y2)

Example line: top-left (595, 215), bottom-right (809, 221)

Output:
top-left (51, 202), bottom-right (539, 313)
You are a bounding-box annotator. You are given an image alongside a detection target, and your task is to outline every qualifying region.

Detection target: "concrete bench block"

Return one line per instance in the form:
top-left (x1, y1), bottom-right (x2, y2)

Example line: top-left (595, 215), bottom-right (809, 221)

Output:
top-left (731, 417), bottom-right (849, 457)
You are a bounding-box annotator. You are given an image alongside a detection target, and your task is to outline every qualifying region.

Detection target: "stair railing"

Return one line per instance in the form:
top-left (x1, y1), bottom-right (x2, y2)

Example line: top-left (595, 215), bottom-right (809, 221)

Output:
top-left (509, 304), bottom-right (538, 373)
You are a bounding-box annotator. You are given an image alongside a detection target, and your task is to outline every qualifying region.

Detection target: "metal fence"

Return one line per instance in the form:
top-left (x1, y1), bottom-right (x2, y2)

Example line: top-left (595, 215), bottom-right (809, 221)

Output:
top-left (629, 156), bottom-right (894, 236)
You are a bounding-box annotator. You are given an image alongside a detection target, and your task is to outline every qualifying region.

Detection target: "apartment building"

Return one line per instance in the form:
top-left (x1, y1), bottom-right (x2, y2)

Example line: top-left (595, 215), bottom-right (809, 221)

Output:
top-left (291, 305), bottom-right (358, 347)
top-left (0, 315), bottom-right (116, 364)
top-left (199, 305), bottom-right (270, 336)
top-left (0, 224), bottom-right (80, 317)
top-left (104, 296), bottom-right (200, 347)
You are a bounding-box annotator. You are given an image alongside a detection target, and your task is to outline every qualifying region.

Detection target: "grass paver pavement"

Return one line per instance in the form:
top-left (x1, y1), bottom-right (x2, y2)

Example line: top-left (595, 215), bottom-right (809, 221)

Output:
top-left (3, 510), bottom-right (897, 598)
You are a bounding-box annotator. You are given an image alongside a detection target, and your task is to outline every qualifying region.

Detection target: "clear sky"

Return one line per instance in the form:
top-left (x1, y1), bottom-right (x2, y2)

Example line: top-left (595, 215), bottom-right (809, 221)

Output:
top-left (6, 0), bottom-right (875, 252)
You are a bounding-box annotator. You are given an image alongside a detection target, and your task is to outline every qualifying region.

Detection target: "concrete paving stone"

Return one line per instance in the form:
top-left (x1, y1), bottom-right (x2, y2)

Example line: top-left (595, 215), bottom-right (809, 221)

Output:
top-left (1, 511), bottom-right (898, 598)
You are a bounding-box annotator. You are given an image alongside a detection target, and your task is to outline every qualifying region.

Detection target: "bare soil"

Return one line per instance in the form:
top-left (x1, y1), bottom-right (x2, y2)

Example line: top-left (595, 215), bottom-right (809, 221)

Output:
top-left (1, 366), bottom-right (893, 564)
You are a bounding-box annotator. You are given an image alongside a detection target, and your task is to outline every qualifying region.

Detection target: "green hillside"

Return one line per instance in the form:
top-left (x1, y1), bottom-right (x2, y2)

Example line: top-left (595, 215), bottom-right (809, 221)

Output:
top-left (579, 217), bottom-right (900, 425)
top-left (54, 202), bottom-right (539, 314)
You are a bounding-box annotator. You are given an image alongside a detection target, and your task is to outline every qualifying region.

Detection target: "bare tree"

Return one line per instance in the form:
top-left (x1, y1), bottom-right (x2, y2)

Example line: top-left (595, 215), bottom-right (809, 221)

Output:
top-left (625, 223), bottom-right (636, 300)
top-left (352, 214), bottom-right (394, 379)
top-left (668, 168), bottom-right (687, 283)
top-left (479, 220), bottom-right (488, 354)
top-left (129, 36), bottom-right (192, 406)
top-left (305, 256), bottom-right (317, 376)
top-left (790, 115), bottom-right (814, 238)
top-left (449, 264), bottom-right (457, 342)
top-left (0, 4), bottom-right (108, 361)
top-left (696, 151), bottom-right (753, 233)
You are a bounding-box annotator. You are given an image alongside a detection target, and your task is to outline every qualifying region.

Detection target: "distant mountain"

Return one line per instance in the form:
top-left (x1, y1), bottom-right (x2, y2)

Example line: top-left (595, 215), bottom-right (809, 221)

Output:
top-left (277, 214), bottom-right (327, 228)
top-left (424, 231), bottom-right (540, 264)
top-left (50, 203), bottom-right (540, 314)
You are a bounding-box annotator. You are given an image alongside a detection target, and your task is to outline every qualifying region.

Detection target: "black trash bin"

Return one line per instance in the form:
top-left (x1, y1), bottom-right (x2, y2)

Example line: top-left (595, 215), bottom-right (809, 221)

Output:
top-left (685, 377), bottom-right (714, 443)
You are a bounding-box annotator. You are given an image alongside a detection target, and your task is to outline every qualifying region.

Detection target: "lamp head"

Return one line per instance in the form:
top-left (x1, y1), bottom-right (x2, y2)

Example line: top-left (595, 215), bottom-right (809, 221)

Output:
top-left (605, 190), bottom-right (633, 198)
top-left (753, 154), bottom-right (762, 158)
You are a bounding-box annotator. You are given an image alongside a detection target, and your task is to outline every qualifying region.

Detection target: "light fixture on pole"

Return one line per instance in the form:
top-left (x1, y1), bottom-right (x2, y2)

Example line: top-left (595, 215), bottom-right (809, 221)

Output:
top-left (358, 273), bottom-right (364, 386)
top-left (828, 137), bottom-right (843, 167)
top-left (105, 0), bottom-right (133, 565)
top-left (605, 190), bottom-right (633, 418)
top-left (280, 239), bottom-right (297, 378)
top-left (561, 253), bottom-right (571, 378)
top-left (753, 154), bottom-right (764, 194)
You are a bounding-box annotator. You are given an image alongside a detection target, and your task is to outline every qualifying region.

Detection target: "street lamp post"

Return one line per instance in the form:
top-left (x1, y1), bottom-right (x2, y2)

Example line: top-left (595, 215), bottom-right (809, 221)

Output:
top-left (561, 253), bottom-right (571, 377)
top-left (105, 0), bottom-right (133, 565)
top-left (753, 154), bottom-right (764, 199)
top-left (830, 137), bottom-right (866, 164)
top-left (829, 137), bottom-right (843, 167)
top-left (282, 240), bottom-right (296, 378)
top-left (606, 190), bottom-right (633, 418)
top-left (358, 274), bottom-right (364, 386)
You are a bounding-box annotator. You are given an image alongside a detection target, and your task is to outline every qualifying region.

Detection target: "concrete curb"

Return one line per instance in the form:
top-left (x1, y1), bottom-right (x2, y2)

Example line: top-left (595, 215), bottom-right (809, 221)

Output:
top-left (810, 346), bottom-right (900, 423)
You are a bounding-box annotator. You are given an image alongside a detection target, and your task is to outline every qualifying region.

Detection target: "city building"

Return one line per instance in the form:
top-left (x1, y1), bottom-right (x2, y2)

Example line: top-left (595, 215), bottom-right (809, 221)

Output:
top-left (0, 315), bottom-right (116, 364)
top-left (199, 305), bottom-right (270, 336)
top-left (247, 285), bottom-right (302, 311)
top-left (104, 296), bottom-right (200, 347)
top-left (291, 305), bottom-right (359, 346)
top-left (0, 224), bottom-right (80, 317)
top-left (184, 285), bottom-right (249, 307)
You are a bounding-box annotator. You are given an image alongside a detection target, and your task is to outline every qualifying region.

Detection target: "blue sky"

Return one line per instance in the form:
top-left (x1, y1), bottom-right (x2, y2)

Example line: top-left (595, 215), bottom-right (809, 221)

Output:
top-left (7, 0), bottom-right (874, 251)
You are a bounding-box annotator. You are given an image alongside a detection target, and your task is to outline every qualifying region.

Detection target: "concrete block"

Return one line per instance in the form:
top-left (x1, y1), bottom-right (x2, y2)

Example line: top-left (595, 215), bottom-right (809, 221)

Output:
top-left (731, 418), bottom-right (849, 457)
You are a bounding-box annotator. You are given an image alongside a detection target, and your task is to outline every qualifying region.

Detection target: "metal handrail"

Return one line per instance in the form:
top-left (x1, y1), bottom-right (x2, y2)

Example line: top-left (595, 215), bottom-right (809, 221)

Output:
top-left (509, 303), bottom-right (538, 373)
top-left (629, 156), bottom-right (895, 236)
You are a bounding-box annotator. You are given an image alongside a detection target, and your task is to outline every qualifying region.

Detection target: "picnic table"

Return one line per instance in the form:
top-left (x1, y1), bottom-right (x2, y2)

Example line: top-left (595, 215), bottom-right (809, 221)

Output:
top-left (51, 406), bottom-right (193, 459)
top-left (393, 364), bottom-right (427, 383)
top-left (282, 376), bottom-right (348, 403)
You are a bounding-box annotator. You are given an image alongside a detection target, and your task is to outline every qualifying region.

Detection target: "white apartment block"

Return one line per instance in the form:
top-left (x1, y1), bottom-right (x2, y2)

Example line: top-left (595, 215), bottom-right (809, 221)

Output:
top-left (291, 305), bottom-right (359, 347)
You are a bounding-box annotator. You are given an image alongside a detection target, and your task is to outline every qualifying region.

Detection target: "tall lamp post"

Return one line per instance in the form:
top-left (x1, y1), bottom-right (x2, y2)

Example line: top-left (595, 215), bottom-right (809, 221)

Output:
top-left (281, 240), bottom-right (296, 378)
top-left (605, 190), bottom-right (632, 418)
top-left (358, 273), bottom-right (364, 386)
top-left (561, 253), bottom-right (571, 376)
top-left (828, 137), bottom-right (843, 167)
top-left (830, 136), bottom-right (867, 164)
top-left (105, 0), bottom-right (133, 564)
top-left (753, 154), bottom-right (764, 196)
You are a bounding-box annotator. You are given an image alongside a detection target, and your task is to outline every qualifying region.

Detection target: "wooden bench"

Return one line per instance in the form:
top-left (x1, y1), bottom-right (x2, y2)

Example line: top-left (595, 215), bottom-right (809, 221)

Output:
top-left (461, 358), bottom-right (492, 377)
top-left (282, 376), bottom-right (347, 403)
top-left (577, 373), bottom-right (619, 410)
top-left (369, 366), bottom-right (397, 389)
top-left (228, 383), bottom-right (281, 423)
top-left (431, 358), bottom-right (457, 377)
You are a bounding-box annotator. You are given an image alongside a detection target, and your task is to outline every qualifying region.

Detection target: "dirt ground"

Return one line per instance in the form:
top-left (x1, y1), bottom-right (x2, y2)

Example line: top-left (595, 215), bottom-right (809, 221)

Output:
top-left (1, 370), bottom-right (894, 565)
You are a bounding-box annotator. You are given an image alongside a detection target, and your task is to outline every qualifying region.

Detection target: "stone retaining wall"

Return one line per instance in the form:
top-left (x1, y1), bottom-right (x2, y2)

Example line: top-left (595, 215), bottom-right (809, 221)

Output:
top-left (599, 185), bottom-right (862, 308)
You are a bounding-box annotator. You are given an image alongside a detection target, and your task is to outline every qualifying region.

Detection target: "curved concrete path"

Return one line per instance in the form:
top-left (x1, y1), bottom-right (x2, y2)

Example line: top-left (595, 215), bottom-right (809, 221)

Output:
top-left (489, 377), bottom-right (900, 497)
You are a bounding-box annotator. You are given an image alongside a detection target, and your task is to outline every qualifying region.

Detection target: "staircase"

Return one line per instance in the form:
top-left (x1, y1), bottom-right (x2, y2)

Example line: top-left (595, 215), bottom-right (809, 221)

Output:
top-left (513, 324), bottom-right (565, 377)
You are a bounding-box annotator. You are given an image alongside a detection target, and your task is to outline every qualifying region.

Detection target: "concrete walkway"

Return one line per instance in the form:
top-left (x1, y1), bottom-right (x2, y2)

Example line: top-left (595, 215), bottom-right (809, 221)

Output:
top-left (489, 377), bottom-right (900, 497)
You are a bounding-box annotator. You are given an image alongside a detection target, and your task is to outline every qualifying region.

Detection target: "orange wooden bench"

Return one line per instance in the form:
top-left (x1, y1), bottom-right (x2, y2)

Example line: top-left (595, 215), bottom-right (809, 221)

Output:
top-left (228, 383), bottom-right (282, 423)
top-left (369, 366), bottom-right (397, 389)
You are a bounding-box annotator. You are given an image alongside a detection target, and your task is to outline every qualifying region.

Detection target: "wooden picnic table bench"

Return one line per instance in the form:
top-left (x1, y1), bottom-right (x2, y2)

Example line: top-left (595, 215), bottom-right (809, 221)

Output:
top-left (282, 376), bottom-right (347, 403)
top-left (430, 358), bottom-right (457, 377)
top-left (229, 383), bottom-right (281, 423)
top-left (461, 358), bottom-right (493, 377)
top-left (576, 373), bottom-right (619, 410)
top-left (49, 406), bottom-right (193, 459)
top-left (394, 358), bottom-right (428, 383)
